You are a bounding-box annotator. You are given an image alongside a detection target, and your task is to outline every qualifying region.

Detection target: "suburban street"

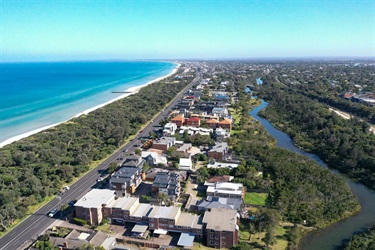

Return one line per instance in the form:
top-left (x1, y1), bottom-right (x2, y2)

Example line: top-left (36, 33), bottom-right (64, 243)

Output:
top-left (0, 67), bottom-right (200, 250)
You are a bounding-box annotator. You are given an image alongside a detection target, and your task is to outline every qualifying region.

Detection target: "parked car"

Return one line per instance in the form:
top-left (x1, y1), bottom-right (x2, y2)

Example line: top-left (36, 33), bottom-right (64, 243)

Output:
top-left (68, 200), bottom-right (76, 207)
top-left (97, 177), bottom-right (104, 182)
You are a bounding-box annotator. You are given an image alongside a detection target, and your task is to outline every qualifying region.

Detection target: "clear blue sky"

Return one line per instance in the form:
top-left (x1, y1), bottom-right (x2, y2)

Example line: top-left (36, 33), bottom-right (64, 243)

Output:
top-left (1, 0), bottom-right (374, 61)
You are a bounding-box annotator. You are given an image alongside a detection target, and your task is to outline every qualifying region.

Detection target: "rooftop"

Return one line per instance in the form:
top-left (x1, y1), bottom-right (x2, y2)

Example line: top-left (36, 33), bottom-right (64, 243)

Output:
top-left (209, 142), bottom-right (228, 153)
top-left (148, 206), bottom-right (181, 220)
top-left (108, 196), bottom-right (139, 210)
top-left (175, 213), bottom-right (202, 229)
top-left (131, 203), bottom-right (153, 218)
top-left (75, 189), bottom-right (115, 209)
top-left (171, 116), bottom-right (185, 122)
top-left (153, 137), bottom-right (176, 145)
top-left (218, 118), bottom-right (232, 124)
top-left (202, 208), bottom-right (239, 232)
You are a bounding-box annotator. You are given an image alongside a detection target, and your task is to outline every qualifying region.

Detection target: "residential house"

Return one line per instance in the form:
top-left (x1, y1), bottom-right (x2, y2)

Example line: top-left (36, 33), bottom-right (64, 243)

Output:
top-left (217, 118), bottom-right (232, 131)
top-left (171, 116), bottom-right (186, 127)
top-left (206, 182), bottom-right (244, 199)
top-left (141, 151), bottom-right (167, 167)
top-left (186, 117), bottom-right (201, 127)
top-left (177, 143), bottom-right (192, 154)
top-left (206, 119), bottom-right (219, 129)
top-left (179, 158), bottom-right (193, 171)
top-left (212, 107), bottom-right (228, 118)
top-left (208, 142), bottom-right (228, 161)
top-left (152, 137), bottom-right (176, 152)
top-left (215, 127), bottom-right (229, 141)
top-left (122, 154), bottom-right (145, 168)
top-left (163, 122), bottom-right (177, 136)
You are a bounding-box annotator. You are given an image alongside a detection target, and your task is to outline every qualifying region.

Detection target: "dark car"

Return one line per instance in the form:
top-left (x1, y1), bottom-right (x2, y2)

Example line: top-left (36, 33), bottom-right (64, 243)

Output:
top-left (68, 200), bottom-right (76, 207)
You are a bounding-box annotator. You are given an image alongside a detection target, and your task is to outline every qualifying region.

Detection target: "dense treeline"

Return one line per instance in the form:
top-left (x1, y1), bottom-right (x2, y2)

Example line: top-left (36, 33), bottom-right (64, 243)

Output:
top-left (0, 72), bottom-right (190, 231)
top-left (295, 82), bottom-right (375, 123)
top-left (257, 85), bottom-right (375, 190)
top-left (343, 226), bottom-right (375, 250)
top-left (227, 82), bottom-right (359, 228)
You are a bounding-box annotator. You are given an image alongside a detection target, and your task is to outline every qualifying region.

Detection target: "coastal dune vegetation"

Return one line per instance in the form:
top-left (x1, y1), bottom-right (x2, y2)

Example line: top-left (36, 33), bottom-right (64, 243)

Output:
top-left (0, 72), bottom-right (189, 232)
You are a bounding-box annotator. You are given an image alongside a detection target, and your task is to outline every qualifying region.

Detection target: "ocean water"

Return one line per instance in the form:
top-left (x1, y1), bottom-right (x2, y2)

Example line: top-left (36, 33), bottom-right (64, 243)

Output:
top-left (0, 61), bottom-right (176, 144)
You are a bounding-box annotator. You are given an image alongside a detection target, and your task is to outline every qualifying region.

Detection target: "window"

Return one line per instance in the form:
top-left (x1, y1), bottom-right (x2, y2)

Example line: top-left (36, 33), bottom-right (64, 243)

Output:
top-left (169, 225), bottom-right (174, 228)
top-left (210, 235), bottom-right (214, 239)
top-left (150, 223), bottom-right (154, 227)
top-left (222, 242), bottom-right (226, 245)
top-left (215, 242), bottom-right (219, 245)
top-left (215, 236), bottom-right (219, 239)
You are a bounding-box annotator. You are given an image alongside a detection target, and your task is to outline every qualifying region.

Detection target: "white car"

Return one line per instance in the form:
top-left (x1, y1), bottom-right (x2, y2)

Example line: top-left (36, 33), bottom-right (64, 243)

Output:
top-left (48, 209), bottom-right (59, 218)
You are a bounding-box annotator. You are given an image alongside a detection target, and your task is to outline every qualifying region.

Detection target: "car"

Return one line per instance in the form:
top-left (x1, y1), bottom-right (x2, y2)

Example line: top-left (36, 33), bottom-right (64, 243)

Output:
top-left (139, 130), bottom-right (143, 133)
top-left (63, 186), bottom-right (70, 191)
top-left (48, 209), bottom-right (59, 218)
top-left (68, 200), bottom-right (76, 207)
top-left (97, 177), bottom-right (104, 182)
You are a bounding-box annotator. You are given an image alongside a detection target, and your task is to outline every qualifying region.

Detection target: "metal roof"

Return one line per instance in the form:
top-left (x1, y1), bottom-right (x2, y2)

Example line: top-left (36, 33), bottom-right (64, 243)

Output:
top-left (177, 233), bottom-right (195, 247)
top-left (132, 224), bottom-right (148, 234)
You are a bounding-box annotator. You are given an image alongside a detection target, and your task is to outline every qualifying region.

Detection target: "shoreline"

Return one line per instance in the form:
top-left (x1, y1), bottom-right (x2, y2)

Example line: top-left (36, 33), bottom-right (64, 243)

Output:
top-left (0, 62), bottom-right (180, 148)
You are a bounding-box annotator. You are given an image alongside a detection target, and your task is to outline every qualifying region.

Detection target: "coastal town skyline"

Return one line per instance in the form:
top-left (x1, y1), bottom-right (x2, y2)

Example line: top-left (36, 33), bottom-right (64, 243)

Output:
top-left (1, 0), bottom-right (374, 62)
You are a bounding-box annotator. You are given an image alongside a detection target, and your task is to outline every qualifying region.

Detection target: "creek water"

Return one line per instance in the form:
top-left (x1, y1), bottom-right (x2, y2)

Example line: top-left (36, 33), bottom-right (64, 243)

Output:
top-left (250, 100), bottom-right (375, 250)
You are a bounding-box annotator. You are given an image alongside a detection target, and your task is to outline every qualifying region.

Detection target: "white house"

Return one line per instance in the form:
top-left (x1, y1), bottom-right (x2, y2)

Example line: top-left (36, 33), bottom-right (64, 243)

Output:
top-left (163, 122), bottom-right (177, 136)
top-left (179, 158), bottom-right (193, 170)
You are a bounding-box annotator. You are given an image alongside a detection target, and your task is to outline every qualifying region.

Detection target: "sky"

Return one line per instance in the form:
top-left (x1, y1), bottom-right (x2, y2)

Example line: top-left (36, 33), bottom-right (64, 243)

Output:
top-left (1, 0), bottom-right (374, 61)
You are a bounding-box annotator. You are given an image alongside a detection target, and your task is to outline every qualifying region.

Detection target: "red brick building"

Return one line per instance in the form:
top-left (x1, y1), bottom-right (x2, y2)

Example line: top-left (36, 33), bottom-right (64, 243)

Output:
top-left (186, 117), bottom-right (201, 127)
top-left (217, 118), bottom-right (232, 131)
top-left (171, 116), bottom-right (185, 127)
top-left (206, 119), bottom-right (219, 129)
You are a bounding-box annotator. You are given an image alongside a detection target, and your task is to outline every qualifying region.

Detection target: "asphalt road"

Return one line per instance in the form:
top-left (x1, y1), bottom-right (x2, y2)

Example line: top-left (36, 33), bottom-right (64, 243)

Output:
top-left (0, 68), bottom-right (200, 250)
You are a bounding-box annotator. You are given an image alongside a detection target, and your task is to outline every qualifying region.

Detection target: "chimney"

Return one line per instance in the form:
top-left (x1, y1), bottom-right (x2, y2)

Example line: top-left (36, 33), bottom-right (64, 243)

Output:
top-left (63, 241), bottom-right (68, 248)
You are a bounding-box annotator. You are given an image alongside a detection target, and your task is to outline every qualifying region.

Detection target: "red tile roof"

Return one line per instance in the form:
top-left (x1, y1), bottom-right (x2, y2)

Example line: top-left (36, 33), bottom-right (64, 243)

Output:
top-left (188, 117), bottom-right (200, 121)
top-left (171, 116), bottom-right (185, 122)
top-left (218, 118), bottom-right (232, 124)
top-left (206, 119), bottom-right (219, 124)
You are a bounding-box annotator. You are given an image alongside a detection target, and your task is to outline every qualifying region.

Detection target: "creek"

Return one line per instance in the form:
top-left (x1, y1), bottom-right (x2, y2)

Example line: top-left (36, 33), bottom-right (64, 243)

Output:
top-left (250, 100), bottom-right (375, 250)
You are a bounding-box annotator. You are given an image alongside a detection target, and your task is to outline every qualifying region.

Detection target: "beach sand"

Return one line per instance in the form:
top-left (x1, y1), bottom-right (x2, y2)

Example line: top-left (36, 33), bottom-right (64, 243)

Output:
top-left (0, 63), bottom-right (180, 148)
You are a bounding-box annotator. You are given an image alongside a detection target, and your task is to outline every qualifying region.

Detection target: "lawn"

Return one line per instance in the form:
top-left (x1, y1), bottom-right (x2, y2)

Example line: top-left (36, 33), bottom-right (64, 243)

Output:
top-left (244, 192), bottom-right (268, 206)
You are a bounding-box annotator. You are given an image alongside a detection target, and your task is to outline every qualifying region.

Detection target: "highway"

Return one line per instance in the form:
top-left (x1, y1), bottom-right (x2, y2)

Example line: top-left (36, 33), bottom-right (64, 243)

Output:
top-left (0, 66), bottom-right (200, 250)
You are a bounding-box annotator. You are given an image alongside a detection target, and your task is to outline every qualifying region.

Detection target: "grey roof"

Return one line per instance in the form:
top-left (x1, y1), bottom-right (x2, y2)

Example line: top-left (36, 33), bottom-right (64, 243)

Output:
top-left (123, 161), bottom-right (138, 167)
top-left (209, 142), bottom-right (228, 153)
top-left (178, 233), bottom-right (195, 247)
top-left (177, 143), bottom-right (192, 152)
top-left (203, 208), bottom-right (238, 232)
top-left (75, 189), bottom-right (115, 209)
top-left (148, 206), bottom-right (181, 220)
top-left (196, 196), bottom-right (243, 211)
top-left (112, 167), bottom-right (140, 178)
top-left (132, 224), bottom-right (148, 234)
top-left (153, 137), bottom-right (176, 145)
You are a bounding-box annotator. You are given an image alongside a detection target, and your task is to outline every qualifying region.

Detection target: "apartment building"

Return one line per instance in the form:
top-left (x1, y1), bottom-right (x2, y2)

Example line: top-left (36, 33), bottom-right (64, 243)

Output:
top-left (203, 208), bottom-right (239, 248)
top-left (74, 189), bottom-right (239, 248)
top-left (109, 166), bottom-right (143, 197)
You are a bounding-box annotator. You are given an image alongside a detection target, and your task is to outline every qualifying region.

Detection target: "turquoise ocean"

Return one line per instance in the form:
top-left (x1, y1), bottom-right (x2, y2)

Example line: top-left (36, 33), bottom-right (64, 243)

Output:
top-left (0, 61), bottom-right (177, 145)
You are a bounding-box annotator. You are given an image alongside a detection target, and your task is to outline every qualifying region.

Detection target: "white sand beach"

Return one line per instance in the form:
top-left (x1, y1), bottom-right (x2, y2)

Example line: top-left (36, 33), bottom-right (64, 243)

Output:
top-left (0, 63), bottom-right (180, 148)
